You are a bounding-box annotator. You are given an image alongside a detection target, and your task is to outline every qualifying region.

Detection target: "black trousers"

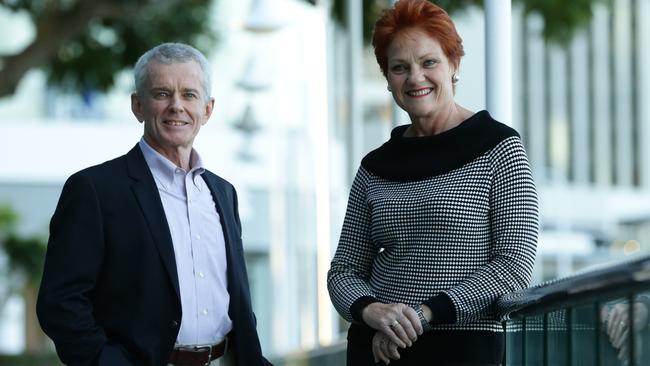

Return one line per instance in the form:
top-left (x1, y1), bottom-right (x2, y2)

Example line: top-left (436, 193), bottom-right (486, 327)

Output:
top-left (346, 323), bottom-right (503, 366)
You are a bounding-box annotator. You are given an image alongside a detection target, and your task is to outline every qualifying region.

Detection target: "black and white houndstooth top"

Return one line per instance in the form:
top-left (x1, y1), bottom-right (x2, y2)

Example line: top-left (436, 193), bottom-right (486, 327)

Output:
top-left (328, 110), bottom-right (539, 334)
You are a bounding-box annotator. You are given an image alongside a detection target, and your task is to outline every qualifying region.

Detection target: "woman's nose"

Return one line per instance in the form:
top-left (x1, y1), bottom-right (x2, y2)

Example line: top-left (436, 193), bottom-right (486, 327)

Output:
top-left (409, 67), bottom-right (426, 82)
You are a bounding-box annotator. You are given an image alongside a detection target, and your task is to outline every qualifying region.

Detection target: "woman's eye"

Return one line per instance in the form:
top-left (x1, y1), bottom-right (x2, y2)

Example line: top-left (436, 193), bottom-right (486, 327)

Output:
top-left (424, 59), bottom-right (438, 67)
top-left (390, 64), bottom-right (406, 73)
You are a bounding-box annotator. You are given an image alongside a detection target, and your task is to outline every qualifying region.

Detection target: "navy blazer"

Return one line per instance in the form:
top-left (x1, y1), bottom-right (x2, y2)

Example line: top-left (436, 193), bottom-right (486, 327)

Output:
top-left (37, 145), bottom-right (271, 366)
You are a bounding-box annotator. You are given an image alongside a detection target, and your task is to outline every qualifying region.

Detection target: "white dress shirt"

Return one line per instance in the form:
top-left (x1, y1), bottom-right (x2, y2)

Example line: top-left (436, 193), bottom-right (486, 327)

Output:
top-left (139, 138), bottom-right (232, 345)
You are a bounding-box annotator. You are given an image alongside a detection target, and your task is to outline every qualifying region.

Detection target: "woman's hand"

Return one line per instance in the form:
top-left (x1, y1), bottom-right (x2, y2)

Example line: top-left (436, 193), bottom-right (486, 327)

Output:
top-left (372, 331), bottom-right (401, 364)
top-left (362, 302), bottom-right (423, 348)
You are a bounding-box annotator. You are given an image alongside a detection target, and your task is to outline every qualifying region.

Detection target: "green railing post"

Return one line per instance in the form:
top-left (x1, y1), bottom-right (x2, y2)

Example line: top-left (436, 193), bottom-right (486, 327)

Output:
top-left (628, 294), bottom-right (635, 366)
top-left (567, 308), bottom-right (573, 366)
top-left (594, 301), bottom-right (601, 366)
top-left (542, 312), bottom-right (548, 366)
top-left (522, 317), bottom-right (527, 366)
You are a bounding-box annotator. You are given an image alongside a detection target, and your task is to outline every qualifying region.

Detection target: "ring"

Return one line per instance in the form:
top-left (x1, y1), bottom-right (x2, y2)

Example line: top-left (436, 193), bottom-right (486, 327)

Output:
top-left (390, 320), bottom-right (400, 328)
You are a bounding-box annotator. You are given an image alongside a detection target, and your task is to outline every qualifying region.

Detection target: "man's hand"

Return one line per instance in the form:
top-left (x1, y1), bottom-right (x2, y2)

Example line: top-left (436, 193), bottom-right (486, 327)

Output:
top-left (372, 330), bottom-right (400, 364)
top-left (601, 302), bottom-right (649, 363)
top-left (361, 302), bottom-right (423, 348)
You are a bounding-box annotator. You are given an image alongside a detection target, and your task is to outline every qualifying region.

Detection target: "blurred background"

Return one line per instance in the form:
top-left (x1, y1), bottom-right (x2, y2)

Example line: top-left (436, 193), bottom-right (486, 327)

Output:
top-left (0, 0), bottom-right (649, 364)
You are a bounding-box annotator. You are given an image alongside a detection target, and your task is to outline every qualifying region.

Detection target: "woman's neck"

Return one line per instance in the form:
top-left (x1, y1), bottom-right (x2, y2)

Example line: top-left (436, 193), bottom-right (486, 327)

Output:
top-left (405, 104), bottom-right (473, 137)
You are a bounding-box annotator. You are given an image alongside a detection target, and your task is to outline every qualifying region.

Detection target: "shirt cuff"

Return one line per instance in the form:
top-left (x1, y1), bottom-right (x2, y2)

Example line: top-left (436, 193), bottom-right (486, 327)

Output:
top-left (422, 293), bottom-right (457, 324)
top-left (350, 296), bottom-right (380, 324)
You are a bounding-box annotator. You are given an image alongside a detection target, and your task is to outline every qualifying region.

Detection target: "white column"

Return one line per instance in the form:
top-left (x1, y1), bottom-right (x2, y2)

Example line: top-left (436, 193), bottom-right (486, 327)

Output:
top-left (347, 0), bottom-right (363, 179)
top-left (570, 32), bottom-right (591, 186)
top-left (613, 0), bottom-right (634, 187)
top-left (592, 4), bottom-right (613, 187)
top-left (309, 4), bottom-right (335, 346)
top-left (485, 0), bottom-right (512, 126)
top-left (638, 0), bottom-right (650, 187)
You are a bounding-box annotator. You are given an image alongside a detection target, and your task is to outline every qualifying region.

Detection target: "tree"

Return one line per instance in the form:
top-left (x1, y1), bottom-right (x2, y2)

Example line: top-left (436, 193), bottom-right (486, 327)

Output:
top-left (0, 0), bottom-right (215, 99)
top-left (327, 0), bottom-right (602, 45)
top-left (0, 204), bottom-right (48, 353)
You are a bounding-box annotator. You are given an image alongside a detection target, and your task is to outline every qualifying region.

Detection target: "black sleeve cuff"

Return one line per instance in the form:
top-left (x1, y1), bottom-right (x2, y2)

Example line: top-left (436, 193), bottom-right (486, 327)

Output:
top-left (350, 296), bottom-right (380, 324)
top-left (422, 293), bottom-right (457, 324)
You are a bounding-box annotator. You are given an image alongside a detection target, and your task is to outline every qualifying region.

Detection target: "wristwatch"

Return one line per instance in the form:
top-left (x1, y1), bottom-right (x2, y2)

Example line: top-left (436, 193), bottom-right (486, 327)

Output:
top-left (415, 304), bottom-right (435, 332)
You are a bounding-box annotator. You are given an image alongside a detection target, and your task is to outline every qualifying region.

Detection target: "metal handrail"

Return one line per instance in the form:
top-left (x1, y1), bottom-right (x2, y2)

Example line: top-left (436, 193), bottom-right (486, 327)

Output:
top-left (497, 253), bottom-right (650, 321)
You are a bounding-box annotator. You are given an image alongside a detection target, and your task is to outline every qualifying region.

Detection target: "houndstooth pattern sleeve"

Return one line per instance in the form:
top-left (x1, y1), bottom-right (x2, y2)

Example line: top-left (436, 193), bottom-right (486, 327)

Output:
top-left (327, 167), bottom-right (378, 322)
top-left (441, 137), bottom-right (539, 323)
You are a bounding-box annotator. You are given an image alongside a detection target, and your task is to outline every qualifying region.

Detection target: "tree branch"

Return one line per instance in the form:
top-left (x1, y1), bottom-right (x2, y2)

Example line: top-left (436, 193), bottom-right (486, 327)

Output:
top-left (0, 0), bottom-right (185, 98)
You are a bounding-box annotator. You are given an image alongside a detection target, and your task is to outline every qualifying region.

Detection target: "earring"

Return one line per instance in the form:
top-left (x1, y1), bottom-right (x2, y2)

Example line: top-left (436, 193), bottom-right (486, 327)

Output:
top-left (451, 73), bottom-right (459, 84)
top-left (387, 85), bottom-right (392, 92)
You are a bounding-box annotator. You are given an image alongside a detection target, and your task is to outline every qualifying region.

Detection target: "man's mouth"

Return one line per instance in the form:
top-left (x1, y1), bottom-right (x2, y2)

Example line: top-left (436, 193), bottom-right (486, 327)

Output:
top-left (165, 120), bottom-right (189, 126)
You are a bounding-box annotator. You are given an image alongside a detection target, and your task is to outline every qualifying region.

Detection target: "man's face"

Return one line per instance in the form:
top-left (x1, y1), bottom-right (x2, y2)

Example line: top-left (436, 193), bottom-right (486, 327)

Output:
top-left (131, 61), bottom-right (214, 157)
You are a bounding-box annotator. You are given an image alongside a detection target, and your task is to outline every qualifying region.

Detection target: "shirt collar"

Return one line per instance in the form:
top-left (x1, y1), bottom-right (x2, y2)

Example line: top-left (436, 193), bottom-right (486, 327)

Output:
top-left (138, 137), bottom-right (206, 189)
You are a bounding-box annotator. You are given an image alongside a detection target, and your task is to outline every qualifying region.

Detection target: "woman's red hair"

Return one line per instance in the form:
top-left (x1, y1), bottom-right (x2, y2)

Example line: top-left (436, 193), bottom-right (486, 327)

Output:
top-left (372, 0), bottom-right (465, 76)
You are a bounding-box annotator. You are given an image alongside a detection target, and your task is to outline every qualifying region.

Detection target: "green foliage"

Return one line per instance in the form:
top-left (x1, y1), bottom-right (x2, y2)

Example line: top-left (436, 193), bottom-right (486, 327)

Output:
top-left (48, 0), bottom-right (216, 92)
top-left (0, 204), bottom-right (47, 288)
top-left (0, 205), bottom-right (18, 233)
top-left (4, 234), bottom-right (47, 287)
top-left (0, 353), bottom-right (62, 366)
top-left (0, 0), bottom-right (217, 95)
top-left (328, 0), bottom-right (601, 45)
top-left (521, 0), bottom-right (602, 44)
top-left (330, 0), bottom-right (385, 44)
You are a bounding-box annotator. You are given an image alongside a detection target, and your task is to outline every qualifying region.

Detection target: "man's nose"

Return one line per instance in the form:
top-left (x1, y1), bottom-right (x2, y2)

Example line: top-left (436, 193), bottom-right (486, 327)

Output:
top-left (168, 94), bottom-right (184, 112)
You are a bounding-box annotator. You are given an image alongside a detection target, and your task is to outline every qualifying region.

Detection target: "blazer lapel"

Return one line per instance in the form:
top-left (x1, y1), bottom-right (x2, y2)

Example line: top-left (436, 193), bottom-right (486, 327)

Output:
top-left (125, 145), bottom-right (181, 299)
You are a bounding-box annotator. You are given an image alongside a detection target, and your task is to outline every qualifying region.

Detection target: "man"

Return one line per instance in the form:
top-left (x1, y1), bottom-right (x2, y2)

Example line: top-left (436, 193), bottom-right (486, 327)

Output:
top-left (37, 43), bottom-right (272, 366)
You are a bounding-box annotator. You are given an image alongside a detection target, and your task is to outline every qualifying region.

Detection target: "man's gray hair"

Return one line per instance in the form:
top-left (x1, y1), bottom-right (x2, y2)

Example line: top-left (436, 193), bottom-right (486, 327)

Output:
top-left (134, 42), bottom-right (212, 101)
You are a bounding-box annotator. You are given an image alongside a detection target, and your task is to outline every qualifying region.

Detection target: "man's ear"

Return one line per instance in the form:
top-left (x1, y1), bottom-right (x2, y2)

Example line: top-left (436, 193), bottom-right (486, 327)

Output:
top-left (202, 97), bottom-right (215, 125)
top-left (131, 93), bottom-right (144, 123)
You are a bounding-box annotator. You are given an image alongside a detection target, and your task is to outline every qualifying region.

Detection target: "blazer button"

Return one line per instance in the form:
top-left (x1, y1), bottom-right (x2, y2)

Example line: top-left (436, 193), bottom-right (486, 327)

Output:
top-left (171, 320), bottom-right (179, 328)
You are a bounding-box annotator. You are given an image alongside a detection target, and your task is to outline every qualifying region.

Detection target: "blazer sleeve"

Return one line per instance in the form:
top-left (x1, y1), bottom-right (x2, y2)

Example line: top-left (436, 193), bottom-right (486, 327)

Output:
top-left (37, 172), bottom-right (133, 366)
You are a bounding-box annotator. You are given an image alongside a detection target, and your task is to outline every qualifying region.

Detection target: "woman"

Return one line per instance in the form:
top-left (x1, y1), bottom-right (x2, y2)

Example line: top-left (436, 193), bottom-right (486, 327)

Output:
top-left (327, 1), bottom-right (539, 365)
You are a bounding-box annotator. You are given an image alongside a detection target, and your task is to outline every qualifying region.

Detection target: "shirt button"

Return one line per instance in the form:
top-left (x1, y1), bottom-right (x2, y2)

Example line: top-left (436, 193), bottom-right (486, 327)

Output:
top-left (196, 234), bottom-right (201, 240)
top-left (199, 271), bottom-right (205, 278)
top-left (202, 309), bottom-right (208, 315)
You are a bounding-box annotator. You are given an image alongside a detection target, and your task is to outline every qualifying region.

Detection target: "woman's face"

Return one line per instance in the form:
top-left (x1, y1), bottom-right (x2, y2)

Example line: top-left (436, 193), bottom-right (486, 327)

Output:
top-left (386, 29), bottom-right (456, 120)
